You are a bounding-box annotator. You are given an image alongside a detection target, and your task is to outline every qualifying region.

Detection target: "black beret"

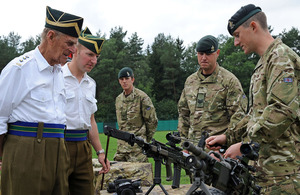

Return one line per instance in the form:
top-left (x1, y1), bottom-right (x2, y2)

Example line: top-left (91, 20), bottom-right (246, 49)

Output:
top-left (227, 4), bottom-right (262, 35)
top-left (45, 6), bottom-right (83, 38)
top-left (196, 35), bottom-right (219, 54)
top-left (79, 27), bottom-right (105, 55)
top-left (118, 67), bottom-right (134, 79)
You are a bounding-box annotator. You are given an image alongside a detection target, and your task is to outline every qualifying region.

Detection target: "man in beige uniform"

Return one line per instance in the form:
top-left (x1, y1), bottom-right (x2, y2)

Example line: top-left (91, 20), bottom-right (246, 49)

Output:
top-left (0, 6), bottom-right (83, 195)
top-left (178, 35), bottom-right (247, 148)
top-left (114, 67), bottom-right (158, 162)
top-left (206, 4), bottom-right (300, 194)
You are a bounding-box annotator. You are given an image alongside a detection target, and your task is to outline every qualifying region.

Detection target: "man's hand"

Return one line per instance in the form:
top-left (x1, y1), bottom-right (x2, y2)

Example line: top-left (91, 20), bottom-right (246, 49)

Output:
top-left (205, 134), bottom-right (227, 150)
top-left (98, 153), bottom-right (110, 174)
top-left (224, 142), bottom-right (242, 159)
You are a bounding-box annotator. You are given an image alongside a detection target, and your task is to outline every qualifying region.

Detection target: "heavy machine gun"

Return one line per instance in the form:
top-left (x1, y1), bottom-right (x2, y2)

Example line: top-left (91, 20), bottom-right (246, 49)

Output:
top-left (183, 138), bottom-right (261, 195)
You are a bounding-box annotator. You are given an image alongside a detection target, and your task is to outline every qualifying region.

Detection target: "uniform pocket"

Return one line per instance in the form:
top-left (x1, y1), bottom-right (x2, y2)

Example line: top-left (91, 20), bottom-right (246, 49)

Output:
top-left (84, 94), bottom-right (97, 114)
top-left (30, 90), bottom-right (52, 109)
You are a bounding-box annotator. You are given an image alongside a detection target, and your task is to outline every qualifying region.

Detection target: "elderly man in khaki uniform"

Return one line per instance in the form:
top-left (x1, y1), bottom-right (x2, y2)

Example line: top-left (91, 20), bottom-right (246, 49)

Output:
top-left (114, 67), bottom-right (158, 162)
top-left (0, 6), bottom-right (83, 195)
top-left (178, 35), bottom-right (247, 148)
top-left (206, 4), bottom-right (300, 194)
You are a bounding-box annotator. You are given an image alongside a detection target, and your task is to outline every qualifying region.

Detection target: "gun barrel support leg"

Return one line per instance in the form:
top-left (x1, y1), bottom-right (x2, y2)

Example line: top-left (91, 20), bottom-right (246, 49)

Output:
top-left (145, 157), bottom-right (168, 195)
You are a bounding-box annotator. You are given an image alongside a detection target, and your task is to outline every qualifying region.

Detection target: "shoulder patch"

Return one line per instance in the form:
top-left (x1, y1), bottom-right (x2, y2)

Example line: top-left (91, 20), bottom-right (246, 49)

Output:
top-left (15, 55), bottom-right (31, 66)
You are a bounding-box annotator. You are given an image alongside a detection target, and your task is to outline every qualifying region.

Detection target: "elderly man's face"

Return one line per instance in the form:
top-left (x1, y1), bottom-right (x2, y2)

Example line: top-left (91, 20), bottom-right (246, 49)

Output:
top-left (51, 32), bottom-right (78, 65)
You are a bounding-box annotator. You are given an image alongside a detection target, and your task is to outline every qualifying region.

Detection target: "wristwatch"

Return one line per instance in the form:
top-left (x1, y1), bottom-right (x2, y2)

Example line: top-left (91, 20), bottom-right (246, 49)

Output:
top-left (96, 149), bottom-right (105, 155)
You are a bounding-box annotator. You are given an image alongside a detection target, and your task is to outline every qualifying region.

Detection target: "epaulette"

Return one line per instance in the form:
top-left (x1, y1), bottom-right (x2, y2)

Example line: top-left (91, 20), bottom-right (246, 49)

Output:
top-left (15, 55), bottom-right (31, 66)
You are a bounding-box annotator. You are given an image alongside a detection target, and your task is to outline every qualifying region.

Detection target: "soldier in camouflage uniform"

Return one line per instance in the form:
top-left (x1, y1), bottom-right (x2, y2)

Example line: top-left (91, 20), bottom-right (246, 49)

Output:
top-left (206, 4), bottom-right (300, 194)
top-left (177, 35), bottom-right (247, 148)
top-left (114, 67), bottom-right (158, 162)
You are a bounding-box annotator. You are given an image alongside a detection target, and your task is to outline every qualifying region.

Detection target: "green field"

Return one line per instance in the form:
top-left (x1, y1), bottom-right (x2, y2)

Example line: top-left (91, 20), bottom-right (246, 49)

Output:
top-left (95, 131), bottom-right (191, 185)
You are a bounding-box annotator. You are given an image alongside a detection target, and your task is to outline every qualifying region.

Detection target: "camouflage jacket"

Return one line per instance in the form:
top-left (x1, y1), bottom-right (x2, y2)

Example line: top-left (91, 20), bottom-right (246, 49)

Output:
top-left (177, 64), bottom-right (247, 141)
top-left (239, 38), bottom-right (300, 178)
top-left (115, 87), bottom-right (158, 153)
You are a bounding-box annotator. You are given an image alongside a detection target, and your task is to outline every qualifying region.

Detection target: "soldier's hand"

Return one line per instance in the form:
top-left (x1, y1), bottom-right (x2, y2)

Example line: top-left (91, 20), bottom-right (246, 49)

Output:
top-left (98, 153), bottom-right (110, 174)
top-left (224, 142), bottom-right (242, 159)
top-left (205, 134), bottom-right (226, 150)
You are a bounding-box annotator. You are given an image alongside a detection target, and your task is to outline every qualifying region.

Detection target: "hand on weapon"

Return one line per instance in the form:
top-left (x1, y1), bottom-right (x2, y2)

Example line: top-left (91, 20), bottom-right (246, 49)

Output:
top-left (184, 132), bottom-right (261, 195)
top-left (223, 142), bottom-right (242, 159)
top-left (205, 134), bottom-right (227, 150)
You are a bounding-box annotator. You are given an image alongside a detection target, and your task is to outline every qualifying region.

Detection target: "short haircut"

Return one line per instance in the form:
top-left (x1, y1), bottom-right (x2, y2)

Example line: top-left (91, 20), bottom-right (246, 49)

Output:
top-left (242, 11), bottom-right (268, 31)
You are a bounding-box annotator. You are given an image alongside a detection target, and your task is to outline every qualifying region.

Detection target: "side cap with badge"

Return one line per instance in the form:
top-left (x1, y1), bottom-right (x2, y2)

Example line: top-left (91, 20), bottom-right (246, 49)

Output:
top-left (196, 35), bottom-right (219, 54)
top-left (45, 6), bottom-right (83, 38)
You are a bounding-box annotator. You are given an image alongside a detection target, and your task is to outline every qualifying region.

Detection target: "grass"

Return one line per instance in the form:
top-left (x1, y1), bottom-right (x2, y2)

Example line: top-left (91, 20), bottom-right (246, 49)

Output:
top-left (94, 131), bottom-right (191, 185)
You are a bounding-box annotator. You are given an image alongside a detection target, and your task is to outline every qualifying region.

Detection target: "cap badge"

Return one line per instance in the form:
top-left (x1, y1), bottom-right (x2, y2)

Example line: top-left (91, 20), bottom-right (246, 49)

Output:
top-left (228, 21), bottom-right (235, 29)
top-left (127, 71), bottom-right (130, 76)
top-left (211, 45), bottom-right (215, 52)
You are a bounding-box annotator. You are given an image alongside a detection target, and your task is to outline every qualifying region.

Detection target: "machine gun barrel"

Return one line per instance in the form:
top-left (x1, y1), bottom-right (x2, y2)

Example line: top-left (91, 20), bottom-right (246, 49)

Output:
top-left (183, 141), bottom-right (214, 162)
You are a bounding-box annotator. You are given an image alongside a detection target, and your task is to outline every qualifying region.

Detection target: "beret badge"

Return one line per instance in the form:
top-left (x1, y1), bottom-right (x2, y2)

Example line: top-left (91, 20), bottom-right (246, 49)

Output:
top-left (228, 21), bottom-right (235, 29)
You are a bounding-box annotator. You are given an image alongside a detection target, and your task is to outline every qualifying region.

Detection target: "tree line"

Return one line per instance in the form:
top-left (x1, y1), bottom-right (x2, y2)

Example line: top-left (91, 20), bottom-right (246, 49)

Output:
top-left (1, 27), bottom-right (299, 123)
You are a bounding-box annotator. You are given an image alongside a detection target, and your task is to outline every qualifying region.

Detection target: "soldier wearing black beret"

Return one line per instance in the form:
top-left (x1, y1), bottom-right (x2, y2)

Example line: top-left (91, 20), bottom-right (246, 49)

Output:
top-left (178, 34), bottom-right (247, 164)
top-left (206, 4), bottom-right (300, 194)
top-left (0, 6), bottom-right (83, 195)
top-left (114, 67), bottom-right (158, 163)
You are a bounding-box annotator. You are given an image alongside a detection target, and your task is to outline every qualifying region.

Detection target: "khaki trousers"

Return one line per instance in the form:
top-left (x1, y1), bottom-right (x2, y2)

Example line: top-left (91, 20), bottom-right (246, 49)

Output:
top-left (1, 135), bottom-right (70, 195)
top-left (66, 140), bottom-right (94, 195)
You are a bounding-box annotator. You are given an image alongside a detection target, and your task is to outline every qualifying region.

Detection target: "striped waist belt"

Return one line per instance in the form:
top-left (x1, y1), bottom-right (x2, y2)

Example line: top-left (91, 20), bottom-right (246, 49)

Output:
top-left (8, 121), bottom-right (65, 138)
top-left (65, 130), bottom-right (88, 141)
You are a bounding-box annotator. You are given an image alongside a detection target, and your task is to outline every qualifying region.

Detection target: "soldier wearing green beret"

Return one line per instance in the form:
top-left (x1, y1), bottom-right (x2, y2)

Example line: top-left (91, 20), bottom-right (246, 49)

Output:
top-left (63, 27), bottom-right (110, 195)
top-left (0, 6), bottom-right (83, 195)
top-left (177, 35), bottom-right (247, 150)
top-left (114, 67), bottom-right (158, 162)
top-left (206, 4), bottom-right (300, 194)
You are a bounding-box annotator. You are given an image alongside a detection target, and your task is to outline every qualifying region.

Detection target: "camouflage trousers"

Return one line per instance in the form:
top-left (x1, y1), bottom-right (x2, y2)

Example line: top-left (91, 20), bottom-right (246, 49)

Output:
top-left (113, 150), bottom-right (148, 163)
top-left (259, 174), bottom-right (300, 195)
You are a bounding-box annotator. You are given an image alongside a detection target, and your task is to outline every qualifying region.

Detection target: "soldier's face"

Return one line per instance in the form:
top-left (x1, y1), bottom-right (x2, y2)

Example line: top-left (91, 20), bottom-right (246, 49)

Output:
top-left (75, 45), bottom-right (98, 73)
top-left (119, 77), bottom-right (134, 94)
top-left (233, 25), bottom-right (255, 54)
top-left (197, 49), bottom-right (220, 74)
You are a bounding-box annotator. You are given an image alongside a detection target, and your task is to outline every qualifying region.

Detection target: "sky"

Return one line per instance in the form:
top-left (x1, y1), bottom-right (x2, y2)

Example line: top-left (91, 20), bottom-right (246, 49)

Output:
top-left (1, 0), bottom-right (299, 48)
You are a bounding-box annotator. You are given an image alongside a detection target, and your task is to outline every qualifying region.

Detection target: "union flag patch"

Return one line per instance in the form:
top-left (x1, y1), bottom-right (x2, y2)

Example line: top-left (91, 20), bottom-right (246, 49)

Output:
top-left (283, 77), bottom-right (293, 83)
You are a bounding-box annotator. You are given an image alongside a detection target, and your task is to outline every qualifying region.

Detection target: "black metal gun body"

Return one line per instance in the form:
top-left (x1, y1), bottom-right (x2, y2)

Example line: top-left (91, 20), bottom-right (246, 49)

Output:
top-left (103, 126), bottom-right (190, 190)
top-left (183, 141), bottom-right (261, 195)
